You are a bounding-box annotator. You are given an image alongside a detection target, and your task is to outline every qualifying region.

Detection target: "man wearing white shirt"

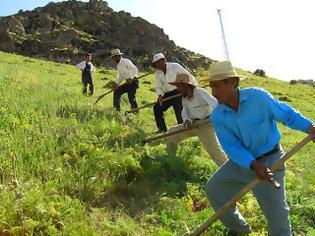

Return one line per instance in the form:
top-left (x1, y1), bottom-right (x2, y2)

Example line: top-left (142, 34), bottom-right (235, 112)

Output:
top-left (75, 53), bottom-right (95, 96)
top-left (111, 49), bottom-right (139, 111)
top-left (166, 73), bottom-right (227, 166)
top-left (152, 53), bottom-right (197, 133)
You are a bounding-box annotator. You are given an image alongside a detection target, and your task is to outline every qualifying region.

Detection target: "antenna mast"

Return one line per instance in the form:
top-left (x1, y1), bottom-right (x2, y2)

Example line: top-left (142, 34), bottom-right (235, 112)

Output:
top-left (217, 9), bottom-right (230, 61)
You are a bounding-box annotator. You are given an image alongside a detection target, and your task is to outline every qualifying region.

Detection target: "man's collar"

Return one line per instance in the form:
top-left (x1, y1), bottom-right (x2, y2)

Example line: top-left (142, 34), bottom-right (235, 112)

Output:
top-left (217, 104), bottom-right (231, 112)
top-left (239, 88), bottom-right (248, 103)
top-left (188, 86), bottom-right (196, 100)
top-left (219, 88), bottom-right (247, 112)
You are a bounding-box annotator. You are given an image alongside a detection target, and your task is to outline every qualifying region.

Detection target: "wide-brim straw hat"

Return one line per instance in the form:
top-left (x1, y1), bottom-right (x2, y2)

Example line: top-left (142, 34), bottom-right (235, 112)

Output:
top-left (169, 73), bottom-right (195, 86)
top-left (111, 48), bottom-right (123, 57)
top-left (200, 61), bottom-right (246, 83)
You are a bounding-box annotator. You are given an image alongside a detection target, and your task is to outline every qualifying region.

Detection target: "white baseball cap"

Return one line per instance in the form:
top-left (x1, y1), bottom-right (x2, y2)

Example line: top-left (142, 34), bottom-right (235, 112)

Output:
top-left (152, 53), bottom-right (165, 63)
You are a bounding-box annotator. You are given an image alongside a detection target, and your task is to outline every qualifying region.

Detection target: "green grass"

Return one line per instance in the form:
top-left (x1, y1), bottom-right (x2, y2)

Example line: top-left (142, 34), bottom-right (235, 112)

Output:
top-left (0, 51), bottom-right (314, 236)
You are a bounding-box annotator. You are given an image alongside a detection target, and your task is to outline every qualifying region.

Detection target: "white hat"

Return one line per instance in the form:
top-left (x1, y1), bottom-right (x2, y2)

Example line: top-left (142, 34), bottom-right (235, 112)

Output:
top-left (152, 53), bottom-right (165, 63)
top-left (111, 48), bottom-right (123, 57)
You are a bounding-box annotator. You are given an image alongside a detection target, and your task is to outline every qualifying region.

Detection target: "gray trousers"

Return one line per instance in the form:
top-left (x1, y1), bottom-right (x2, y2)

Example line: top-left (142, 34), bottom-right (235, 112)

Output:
top-left (205, 146), bottom-right (292, 236)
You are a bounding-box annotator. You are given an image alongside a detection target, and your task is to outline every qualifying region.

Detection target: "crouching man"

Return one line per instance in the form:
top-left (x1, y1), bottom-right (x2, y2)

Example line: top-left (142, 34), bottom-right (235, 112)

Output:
top-left (166, 73), bottom-right (227, 166)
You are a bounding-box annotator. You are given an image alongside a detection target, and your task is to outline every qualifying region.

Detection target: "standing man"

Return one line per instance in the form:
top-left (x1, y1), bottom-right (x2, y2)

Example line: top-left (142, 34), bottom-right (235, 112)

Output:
top-left (152, 53), bottom-right (197, 133)
top-left (204, 61), bottom-right (315, 235)
top-left (76, 53), bottom-right (95, 96)
top-left (166, 73), bottom-right (227, 166)
top-left (111, 49), bottom-right (139, 111)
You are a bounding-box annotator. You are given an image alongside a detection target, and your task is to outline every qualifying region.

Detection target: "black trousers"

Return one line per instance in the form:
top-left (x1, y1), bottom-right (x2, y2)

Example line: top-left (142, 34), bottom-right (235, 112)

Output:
top-left (82, 76), bottom-right (94, 95)
top-left (113, 79), bottom-right (139, 111)
top-left (153, 90), bottom-right (183, 132)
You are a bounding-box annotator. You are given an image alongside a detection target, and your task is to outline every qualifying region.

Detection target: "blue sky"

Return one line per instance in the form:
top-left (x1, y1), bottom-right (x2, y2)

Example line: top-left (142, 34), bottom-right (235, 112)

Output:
top-left (0, 0), bottom-right (63, 16)
top-left (1, 0), bottom-right (315, 81)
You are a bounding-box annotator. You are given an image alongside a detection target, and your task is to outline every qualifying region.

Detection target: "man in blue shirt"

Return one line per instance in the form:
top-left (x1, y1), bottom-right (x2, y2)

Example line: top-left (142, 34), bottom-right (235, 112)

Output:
top-left (204, 61), bottom-right (315, 236)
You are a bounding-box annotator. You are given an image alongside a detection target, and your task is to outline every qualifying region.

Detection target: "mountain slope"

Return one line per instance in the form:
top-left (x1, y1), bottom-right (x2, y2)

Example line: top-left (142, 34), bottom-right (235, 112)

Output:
top-left (0, 0), bottom-right (213, 71)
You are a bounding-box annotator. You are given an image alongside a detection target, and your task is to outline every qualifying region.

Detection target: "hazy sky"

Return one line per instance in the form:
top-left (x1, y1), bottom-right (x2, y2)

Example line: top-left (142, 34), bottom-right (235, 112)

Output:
top-left (1, 0), bottom-right (315, 81)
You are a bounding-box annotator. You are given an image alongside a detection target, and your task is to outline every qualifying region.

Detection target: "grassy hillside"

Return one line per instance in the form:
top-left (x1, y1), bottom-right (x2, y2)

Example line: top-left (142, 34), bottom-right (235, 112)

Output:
top-left (0, 51), bottom-right (314, 236)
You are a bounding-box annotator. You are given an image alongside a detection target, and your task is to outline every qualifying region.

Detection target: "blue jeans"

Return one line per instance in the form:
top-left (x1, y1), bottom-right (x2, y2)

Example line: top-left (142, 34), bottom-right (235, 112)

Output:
top-left (205, 146), bottom-right (292, 236)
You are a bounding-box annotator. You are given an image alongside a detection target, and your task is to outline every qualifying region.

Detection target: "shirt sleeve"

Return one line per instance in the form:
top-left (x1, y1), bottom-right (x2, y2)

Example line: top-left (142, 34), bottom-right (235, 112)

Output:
top-left (210, 114), bottom-right (256, 169)
top-left (90, 63), bottom-right (95, 72)
top-left (181, 100), bottom-right (192, 122)
top-left (260, 89), bottom-right (312, 133)
top-left (75, 61), bottom-right (85, 70)
top-left (122, 59), bottom-right (138, 79)
top-left (115, 71), bottom-right (123, 85)
top-left (155, 72), bottom-right (163, 96)
top-left (126, 60), bottom-right (138, 79)
top-left (198, 88), bottom-right (218, 109)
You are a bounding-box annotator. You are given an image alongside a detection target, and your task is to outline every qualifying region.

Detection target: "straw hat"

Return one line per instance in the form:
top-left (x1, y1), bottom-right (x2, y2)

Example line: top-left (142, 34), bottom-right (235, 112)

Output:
top-left (169, 73), bottom-right (195, 86)
top-left (152, 53), bottom-right (165, 63)
top-left (111, 48), bottom-right (123, 57)
top-left (201, 61), bottom-right (246, 83)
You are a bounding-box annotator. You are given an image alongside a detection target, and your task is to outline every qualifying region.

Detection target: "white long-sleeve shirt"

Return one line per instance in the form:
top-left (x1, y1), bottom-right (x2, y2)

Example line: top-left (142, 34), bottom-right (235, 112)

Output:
top-left (181, 87), bottom-right (218, 122)
top-left (75, 61), bottom-right (96, 72)
top-left (115, 58), bottom-right (138, 85)
top-left (155, 62), bottom-right (197, 96)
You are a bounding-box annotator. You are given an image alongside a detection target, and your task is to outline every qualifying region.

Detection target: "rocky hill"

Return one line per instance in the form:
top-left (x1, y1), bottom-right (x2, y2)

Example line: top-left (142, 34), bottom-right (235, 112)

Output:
top-left (0, 0), bottom-right (214, 70)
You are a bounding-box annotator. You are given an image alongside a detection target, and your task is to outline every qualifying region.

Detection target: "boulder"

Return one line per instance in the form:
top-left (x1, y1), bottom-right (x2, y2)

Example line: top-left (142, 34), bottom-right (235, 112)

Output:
top-left (89, 0), bottom-right (109, 12)
top-left (55, 28), bottom-right (80, 46)
top-left (6, 16), bottom-right (25, 35)
top-left (38, 13), bottom-right (54, 30)
top-left (0, 21), bottom-right (15, 52)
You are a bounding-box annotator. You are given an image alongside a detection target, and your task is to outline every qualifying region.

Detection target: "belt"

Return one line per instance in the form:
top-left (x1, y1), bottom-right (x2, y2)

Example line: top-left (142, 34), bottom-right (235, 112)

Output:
top-left (256, 144), bottom-right (280, 160)
top-left (194, 116), bottom-right (209, 121)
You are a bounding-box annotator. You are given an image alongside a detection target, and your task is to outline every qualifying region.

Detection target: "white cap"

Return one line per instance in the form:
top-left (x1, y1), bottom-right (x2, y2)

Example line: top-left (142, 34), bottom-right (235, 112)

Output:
top-left (152, 53), bottom-right (165, 63)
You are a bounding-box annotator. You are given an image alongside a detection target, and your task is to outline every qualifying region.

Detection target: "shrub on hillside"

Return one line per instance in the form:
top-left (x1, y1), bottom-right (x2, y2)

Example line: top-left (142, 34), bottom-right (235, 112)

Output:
top-left (253, 69), bottom-right (266, 77)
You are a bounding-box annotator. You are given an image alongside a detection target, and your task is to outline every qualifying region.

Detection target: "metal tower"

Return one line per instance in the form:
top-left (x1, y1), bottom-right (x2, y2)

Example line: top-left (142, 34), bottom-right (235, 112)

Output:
top-left (217, 9), bottom-right (230, 61)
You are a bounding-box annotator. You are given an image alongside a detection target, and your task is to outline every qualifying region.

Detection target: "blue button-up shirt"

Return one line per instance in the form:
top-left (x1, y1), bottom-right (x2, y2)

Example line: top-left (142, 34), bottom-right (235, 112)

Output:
top-left (210, 87), bottom-right (312, 169)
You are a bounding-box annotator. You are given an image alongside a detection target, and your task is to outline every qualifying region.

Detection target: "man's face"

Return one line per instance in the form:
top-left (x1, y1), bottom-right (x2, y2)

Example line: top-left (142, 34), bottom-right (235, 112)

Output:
top-left (86, 55), bottom-right (92, 62)
top-left (176, 83), bottom-right (186, 96)
top-left (176, 84), bottom-right (193, 97)
top-left (209, 79), bottom-right (235, 104)
top-left (153, 59), bottom-right (165, 71)
top-left (111, 55), bottom-right (121, 63)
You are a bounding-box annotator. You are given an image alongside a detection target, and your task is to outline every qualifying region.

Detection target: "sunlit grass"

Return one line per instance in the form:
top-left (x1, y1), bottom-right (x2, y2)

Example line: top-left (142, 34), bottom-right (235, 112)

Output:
top-left (0, 51), bottom-right (314, 235)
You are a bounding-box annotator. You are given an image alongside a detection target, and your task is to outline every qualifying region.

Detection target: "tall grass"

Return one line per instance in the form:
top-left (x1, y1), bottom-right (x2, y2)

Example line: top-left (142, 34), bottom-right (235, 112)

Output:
top-left (0, 51), bottom-right (314, 235)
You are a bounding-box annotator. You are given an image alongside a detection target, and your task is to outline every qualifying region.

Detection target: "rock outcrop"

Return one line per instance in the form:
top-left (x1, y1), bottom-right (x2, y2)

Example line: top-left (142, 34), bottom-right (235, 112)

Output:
top-left (0, 0), bottom-right (214, 70)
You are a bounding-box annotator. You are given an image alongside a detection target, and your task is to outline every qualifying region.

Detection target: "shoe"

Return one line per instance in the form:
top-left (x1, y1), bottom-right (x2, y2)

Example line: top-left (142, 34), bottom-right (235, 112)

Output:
top-left (155, 129), bottom-right (167, 134)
